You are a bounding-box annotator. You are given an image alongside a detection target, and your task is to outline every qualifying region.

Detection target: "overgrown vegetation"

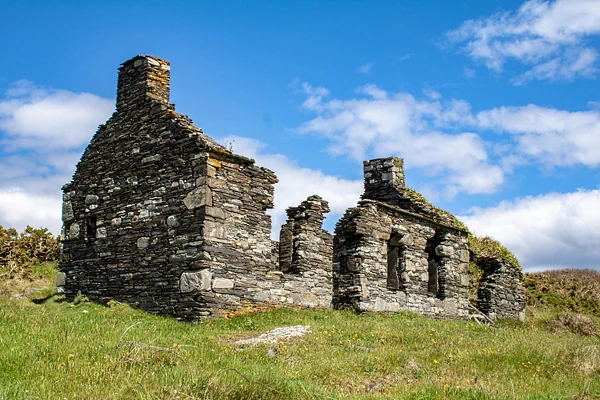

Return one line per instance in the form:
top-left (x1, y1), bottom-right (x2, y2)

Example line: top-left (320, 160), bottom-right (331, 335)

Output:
top-left (525, 269), bottom-right (600, 317)
top-left (468, 234), bottom-right (522, 270)
top-left (0, 225), bottom-right (60, 279)
top-left (401, 187), bottom-right (468, 230)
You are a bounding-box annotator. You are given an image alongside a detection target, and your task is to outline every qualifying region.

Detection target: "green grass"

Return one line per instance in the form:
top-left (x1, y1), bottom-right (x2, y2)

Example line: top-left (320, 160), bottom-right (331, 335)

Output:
top-left (1, 295), bottom-right (599, 399)
top-left (1, 265), bottom-right (599, 399)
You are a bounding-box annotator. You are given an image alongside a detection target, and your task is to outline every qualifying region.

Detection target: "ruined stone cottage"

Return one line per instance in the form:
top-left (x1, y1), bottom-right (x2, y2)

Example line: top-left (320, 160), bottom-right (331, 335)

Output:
top-left (58, 55), bottom-right (525, 321)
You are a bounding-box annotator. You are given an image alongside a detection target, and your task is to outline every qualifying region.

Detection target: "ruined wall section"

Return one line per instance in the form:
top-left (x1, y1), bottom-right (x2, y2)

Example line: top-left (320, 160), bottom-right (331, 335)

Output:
top-left (362, 157), bottom-right (458, 227)
top-left (181, 152), bottom-right (281, 312)
top-left (60, 55), bottom-right (332, 319)
top-left (333, 201), bottom-right (470, 318)
top-left (60, 55), bottom-right (279, 319)
top-left (181, 194), bottom-right (333, 311)
top-left (281, 195), bottom-right (333, 274)
top-left (476, 259), bottom-right (526, 320)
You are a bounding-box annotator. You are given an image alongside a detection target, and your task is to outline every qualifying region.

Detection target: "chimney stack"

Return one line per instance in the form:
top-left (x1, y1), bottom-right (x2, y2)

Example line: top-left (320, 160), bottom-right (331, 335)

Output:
top-left (362, 157), bottom-right (405, 201)
top-left (116, 55), bottom-right (170, 111)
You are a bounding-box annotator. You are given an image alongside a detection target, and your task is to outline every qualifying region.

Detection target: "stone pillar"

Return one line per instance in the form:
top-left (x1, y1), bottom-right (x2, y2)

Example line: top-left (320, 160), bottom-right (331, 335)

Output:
top-left (279, 195), bottom-right (333, 274)
top-left (116, 55), bottom-right (171, 111)
top-left (362, 157), bottom-right (405, 202)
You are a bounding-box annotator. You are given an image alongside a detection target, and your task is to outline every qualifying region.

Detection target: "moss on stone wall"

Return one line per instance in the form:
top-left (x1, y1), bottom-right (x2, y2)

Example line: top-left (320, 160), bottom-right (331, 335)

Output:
top-left (401, 188), bottom-right (468, 230)
top-left (468, 234), bottom-right (522, 271)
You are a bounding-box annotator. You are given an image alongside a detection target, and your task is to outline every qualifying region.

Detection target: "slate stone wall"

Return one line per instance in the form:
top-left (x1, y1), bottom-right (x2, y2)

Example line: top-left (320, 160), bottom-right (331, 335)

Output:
top-left (333, 201), bottom-right (470, 318)
top-left (59, 55), bottom-right (332, 319)
top-left (476, 259), bottom-right (526, 320)
top-left (59, 56), bottom-right (523, 321)
top-left (279, 195), bottom-right (333, 274)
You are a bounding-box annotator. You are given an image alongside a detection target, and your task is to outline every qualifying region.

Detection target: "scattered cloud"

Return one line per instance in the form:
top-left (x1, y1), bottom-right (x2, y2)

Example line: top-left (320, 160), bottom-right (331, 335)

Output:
top-left (460, 189), bottom-right (600, 271)
top-left (463, 67), bottom-right (476, 79)
top-left (423, 88), bottom-right (442, 100)
top-left (219, 135), bottom-right (363, 236)
top-left (0, 80), bottom-right (114, 152)
top-left (477, 104), bottom-right (600, 168)
top-left (511, 47), bottom-right (598, 84)
top-left (299, 82), bottom-right (504, 196)
top-left (588, 100), bottom-right (600, 109)
top-left (446, 0), bottom-right (600, 83)
top-left (356, 62), bottom-right (374, 74)
top-left (399, 53), bottom-right (414, 61)
top-left (0, 81), bottom-right (113, 233)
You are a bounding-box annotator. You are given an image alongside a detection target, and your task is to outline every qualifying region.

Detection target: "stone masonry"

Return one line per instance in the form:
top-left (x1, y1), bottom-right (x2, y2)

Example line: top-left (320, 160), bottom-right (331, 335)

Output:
top-left (333, 158), bottom-right (471, 318)
top-left (59, 56), bottom-right (331, 319)
top-left (476, 258), bottom-right (526, 320)
top-left (59, 55), bottom-right (524, 321)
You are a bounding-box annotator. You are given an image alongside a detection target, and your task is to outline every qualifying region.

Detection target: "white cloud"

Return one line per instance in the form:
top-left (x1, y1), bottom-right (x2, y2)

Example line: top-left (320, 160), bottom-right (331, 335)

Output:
top-left (0, 80), bottom-right (113, 152)
top-left (0, 81), bottom-right (113, 234)
top-left (511, 46), bottom-right (598, 84)
top-left (356, 62), bottom-right (374, 74)
top-left (477, 104), bottom-right (600, 167)
top-left (423, 88), bottom-right (442, 100)
top-left (0, 189), bottom-right (62, 234)
top-left (219, 136), bottom-right (363, 236)
top-left (299, 83), bottom-right (504, 196)
top-left (447, 0), bottom-right (600, 83)
top-left (460, 189), bottom-right (600, 271)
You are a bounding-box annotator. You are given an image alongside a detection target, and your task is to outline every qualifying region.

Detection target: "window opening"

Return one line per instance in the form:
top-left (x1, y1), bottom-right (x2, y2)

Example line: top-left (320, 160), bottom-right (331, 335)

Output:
top-left (387, 235), bottom-right (405, 291)
top-left (85, 216), bottom-right (97, 240)
top-left (426, 232), bottom-right (443, 297)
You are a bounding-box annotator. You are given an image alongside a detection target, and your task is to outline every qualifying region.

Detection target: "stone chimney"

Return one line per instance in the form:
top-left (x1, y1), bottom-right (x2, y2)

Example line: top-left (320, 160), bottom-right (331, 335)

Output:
top-left (116, 55), bottom-right (171, 111)
top-left (362, 157), bottom-right (405, 202)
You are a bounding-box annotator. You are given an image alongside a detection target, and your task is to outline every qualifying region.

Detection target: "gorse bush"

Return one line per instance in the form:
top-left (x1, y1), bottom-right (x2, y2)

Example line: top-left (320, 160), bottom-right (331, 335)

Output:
top-left (525, 269), bottom-right (600, 317)
top-left (0, 225), bottom-right (60, 279)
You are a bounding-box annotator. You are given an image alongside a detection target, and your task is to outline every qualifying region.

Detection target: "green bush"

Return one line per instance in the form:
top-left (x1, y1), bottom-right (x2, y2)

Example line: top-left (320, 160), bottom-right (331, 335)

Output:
top-left (0, 225), bottom-right (60, 279)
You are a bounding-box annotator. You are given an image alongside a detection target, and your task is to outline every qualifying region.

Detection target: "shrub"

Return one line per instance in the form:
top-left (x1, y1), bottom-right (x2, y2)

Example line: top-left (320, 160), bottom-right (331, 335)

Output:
top-left (525, 269), bottom-right (600, 316)
top-left (468, 234), bottom-right (521, 270)
top-left (0, 225), bottom-right (60, 279)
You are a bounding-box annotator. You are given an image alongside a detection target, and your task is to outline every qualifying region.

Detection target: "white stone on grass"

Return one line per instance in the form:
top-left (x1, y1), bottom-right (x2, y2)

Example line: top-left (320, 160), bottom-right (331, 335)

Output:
top-left (235, 325), bottom-right (311, 346)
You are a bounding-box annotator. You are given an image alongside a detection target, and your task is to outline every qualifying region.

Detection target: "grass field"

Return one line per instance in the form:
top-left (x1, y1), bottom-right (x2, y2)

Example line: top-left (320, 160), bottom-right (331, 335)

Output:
top-left (1, 265), bottom-right (599, 399)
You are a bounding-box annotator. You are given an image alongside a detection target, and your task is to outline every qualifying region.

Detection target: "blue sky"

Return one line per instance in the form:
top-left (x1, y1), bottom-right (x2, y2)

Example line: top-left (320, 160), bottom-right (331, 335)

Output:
top-left (1, 0), bottom-right (599, 271)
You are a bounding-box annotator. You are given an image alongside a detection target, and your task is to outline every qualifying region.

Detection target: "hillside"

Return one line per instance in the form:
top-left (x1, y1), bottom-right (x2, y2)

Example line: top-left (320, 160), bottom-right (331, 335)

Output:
top-left (1, 262), bottom-right (600, 399)
top-left (525, 269), bottom-right (600, 317)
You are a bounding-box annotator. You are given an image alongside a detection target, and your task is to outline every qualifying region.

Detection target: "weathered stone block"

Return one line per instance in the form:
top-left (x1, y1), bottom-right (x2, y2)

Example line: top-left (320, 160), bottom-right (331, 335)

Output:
top-left (203, 206), bottom-right (225, 219)
top-left (212, 278), bottom-right (234, 290)
top-left (85, 194), bottom-right (99, 205)
top-left (62, 201), bottom-right (74, 222)
top-left (56, 272), bottom-right (66, 287)
top-left (183, 186), bottom-right (212, 209)
top-left (180, 270), bottom-right (212, 293)
top-left (69, 223), bottom-right (80, 239)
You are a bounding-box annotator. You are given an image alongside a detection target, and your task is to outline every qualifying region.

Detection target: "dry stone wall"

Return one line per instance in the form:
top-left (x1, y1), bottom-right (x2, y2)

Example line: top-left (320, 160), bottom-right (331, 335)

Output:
top-left (59, 55), bottom-right (524, 321)
top-left (59, 55), bottom-right (332, 319)
top-left (333, 201), bottom-right (470, 318)
top-left (476, 258), bottom-right (526, 320)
